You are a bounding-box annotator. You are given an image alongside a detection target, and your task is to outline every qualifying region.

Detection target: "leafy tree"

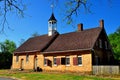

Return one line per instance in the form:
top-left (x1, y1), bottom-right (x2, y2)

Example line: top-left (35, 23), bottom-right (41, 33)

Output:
top-left (0, 39), bottom-right (16, 53)
top-left (108, 26), bottom-right (120, 60)
top-left (0, 52), bottom-right (12, 69)
top-left (0, 39), bottom-right (16, 69)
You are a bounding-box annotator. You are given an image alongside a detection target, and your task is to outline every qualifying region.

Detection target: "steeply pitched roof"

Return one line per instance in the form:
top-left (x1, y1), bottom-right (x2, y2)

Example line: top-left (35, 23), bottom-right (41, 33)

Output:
top-left (14, 32), bottom-right (59, 53)
top-left (44, 27), bottom-right (102, 53)
top-left (48, 13), bottom-right (57, 21)
top-left (14, 27), bottom-right (103, 54)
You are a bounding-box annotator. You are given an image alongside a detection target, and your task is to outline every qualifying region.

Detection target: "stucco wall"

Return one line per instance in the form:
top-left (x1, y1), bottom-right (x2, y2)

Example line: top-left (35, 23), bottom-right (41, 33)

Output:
top-left (42, 52), bottom-right (92, 73)
top-left (12, 51), bottom-right (92, 73)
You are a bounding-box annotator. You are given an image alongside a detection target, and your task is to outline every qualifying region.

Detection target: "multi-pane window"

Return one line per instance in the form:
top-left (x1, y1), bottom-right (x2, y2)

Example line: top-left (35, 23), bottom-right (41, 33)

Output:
top-left (16, 55), bottom-right (19, 62)
top-left (44, 57), bottom-right (47, 66)
top-left (26, 54), bottom-right (29, 62)
top-left (53, 57), bottom-right (57, 66)
top-left (66, 56), bottom-right (70, 66)
top-left (78, 56), bottom-right (82, 66)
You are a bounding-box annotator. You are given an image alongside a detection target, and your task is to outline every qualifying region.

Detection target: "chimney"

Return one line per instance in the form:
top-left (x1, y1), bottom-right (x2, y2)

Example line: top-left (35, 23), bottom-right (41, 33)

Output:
top-left (77, 23), bottom-right (83, 31)
top-left (99, 19), bottom-right (104, 28)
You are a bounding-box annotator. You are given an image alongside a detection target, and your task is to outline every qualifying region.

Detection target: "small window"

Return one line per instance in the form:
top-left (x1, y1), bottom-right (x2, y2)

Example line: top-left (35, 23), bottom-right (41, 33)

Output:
top-left (99, 39), bottom-right (102, 48)
top-left (26, 54), bottom-right (29, 62)
top-left (44, 57), bottom-right (47, 66)
top-left (66, 56), bottom-right (70, 66)
top-left (53, 57), bottom-right (57, 66)
top-left (95, 56), bottom-right (100, 65)
top-left (105, 41), bottom-right (108, 49)
top-left (78, 56), bottom-right (82, 66)
top-left (61, 58), bottom-right (66, 65)
top-left (16, 55), bottom-right (19, 62)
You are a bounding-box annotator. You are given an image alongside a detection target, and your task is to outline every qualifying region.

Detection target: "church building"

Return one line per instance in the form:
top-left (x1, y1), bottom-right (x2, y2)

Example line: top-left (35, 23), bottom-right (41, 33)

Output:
top-left (12, 12), bottom-right (114, 73)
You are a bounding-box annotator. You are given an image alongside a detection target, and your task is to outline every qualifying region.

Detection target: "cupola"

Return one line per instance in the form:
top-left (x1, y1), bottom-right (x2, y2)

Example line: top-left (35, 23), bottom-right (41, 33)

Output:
top-left (48, 13), bottom-right (57, 36)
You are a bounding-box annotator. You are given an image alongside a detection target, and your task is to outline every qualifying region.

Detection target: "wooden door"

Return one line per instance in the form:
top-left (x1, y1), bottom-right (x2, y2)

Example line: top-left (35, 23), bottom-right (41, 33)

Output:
top-left (20, 59), bottom-right (24, 69)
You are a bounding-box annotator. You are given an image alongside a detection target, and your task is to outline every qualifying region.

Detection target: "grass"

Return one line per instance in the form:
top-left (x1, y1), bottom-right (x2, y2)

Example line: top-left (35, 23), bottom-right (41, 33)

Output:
top-left (0, 70), bottom-right (120, 80)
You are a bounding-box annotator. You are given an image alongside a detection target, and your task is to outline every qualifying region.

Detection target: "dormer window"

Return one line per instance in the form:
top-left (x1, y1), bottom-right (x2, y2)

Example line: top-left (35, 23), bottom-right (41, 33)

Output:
top-left (99, 39), bottom-right (102, 48)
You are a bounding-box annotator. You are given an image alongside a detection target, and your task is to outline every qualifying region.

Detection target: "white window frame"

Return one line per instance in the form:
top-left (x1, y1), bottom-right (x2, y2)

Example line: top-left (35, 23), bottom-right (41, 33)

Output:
top-left (53, 57), bottom-right (57, 66)
top-left (44, 57), bottom-right (47, 66)
top-left (78, 56), bottom-right (82, 66)
top-left (66, 56), bottom-right (70, 66)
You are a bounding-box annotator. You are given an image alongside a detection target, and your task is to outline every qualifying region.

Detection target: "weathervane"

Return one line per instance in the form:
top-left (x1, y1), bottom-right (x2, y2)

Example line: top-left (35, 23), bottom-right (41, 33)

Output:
top-left (51, 2), bottom-right (54, 13)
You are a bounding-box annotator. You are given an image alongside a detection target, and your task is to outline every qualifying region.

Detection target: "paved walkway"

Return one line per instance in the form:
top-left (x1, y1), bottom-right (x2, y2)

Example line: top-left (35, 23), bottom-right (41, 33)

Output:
top-left (0, 77), bottom-right (15, 80)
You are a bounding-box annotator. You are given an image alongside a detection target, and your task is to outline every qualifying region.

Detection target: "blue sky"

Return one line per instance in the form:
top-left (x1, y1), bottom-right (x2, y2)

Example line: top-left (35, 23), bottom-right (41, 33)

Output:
top-left (0, 0), bottom-right (120, 47)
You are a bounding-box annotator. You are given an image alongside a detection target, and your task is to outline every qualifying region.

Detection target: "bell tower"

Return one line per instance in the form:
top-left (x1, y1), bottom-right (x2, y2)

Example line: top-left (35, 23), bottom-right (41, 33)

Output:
top-left (48, 4), bottom-right (57, 36)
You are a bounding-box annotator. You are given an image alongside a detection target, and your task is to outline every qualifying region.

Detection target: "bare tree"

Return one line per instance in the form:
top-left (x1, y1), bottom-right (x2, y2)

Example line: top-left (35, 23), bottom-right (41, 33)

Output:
top-left (0, 0), bottom-right (25, 33)
top-left (63, 0), bottom-right (91, 24)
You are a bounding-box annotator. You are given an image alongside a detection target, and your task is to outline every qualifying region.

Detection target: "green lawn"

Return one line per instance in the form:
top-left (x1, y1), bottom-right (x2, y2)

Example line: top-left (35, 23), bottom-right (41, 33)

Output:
top-left (0, 70), bottom-right (120, 80)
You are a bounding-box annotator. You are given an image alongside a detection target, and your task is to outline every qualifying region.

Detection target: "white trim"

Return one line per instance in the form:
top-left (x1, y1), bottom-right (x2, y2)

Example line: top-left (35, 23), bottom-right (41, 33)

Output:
top-left (78, 64), bottom-right (83, 66)
top-left (78, 56), bottom-right (82, 66)
top-left (44, 57), bottom-right (47, 66)
top-left (66, 56), bottom-right (70, 66)
top-left (53, 57), bottom-right (57, 66)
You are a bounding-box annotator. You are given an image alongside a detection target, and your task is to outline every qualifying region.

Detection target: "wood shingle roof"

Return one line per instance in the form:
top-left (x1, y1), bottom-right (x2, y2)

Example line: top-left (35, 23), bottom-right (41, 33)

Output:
top-left (44, 27), bottom-right (102, 53)
top-left (14, 32), bottom-right (59, 53)
top-left (14, 27), bottom-right (102, 54)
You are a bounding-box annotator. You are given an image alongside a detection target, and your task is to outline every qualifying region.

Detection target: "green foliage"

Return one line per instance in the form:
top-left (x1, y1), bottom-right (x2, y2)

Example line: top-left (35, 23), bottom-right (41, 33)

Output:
top-left (108, 26), bottom-right (120, 60)
top-left (0, 39), bottom-right (16, 53)
top-left (0, 39), bottom-right (16, 69)
top-left (0, 52), bottom-right (12, 69)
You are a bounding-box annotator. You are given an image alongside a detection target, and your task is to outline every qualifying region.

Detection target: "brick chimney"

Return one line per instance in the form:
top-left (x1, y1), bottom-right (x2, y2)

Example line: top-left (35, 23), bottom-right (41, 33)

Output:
top-left (100, 19), bottom-right (104, 28)
top-left (78, 23), bottom-right (83, 31)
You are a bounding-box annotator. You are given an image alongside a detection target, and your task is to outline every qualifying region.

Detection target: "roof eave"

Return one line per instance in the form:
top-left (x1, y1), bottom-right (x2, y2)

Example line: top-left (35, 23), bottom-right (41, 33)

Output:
top-left (42, 48), bottom-right (92, 54)
top-left (14, 50), bottom-right (40, 54)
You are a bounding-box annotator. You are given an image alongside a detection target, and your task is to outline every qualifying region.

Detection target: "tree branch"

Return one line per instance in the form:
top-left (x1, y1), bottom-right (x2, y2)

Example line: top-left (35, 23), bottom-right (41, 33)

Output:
top-left (0, 0), bottom-right (25, 33)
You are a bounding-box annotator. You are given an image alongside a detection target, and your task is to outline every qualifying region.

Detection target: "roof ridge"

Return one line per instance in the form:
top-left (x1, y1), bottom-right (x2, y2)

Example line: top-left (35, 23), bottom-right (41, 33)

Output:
top-left (60, 27), bottom-right (101, 36)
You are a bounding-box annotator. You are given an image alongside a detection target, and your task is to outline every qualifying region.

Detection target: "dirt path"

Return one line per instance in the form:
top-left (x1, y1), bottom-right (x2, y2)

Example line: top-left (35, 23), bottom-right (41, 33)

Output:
top-left (0, 77), bottom-right (15, 80)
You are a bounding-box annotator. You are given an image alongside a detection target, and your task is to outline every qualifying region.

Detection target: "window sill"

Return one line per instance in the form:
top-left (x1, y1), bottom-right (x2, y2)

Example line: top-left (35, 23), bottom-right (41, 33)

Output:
top-left (44, 65), bottom-right (47, 66)
top-left (66, 65), bottom-right (70, 66)
top-left (53, 64), bottom-right (57, 66)
top-left (78, 65), bottom-right (82, 66)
